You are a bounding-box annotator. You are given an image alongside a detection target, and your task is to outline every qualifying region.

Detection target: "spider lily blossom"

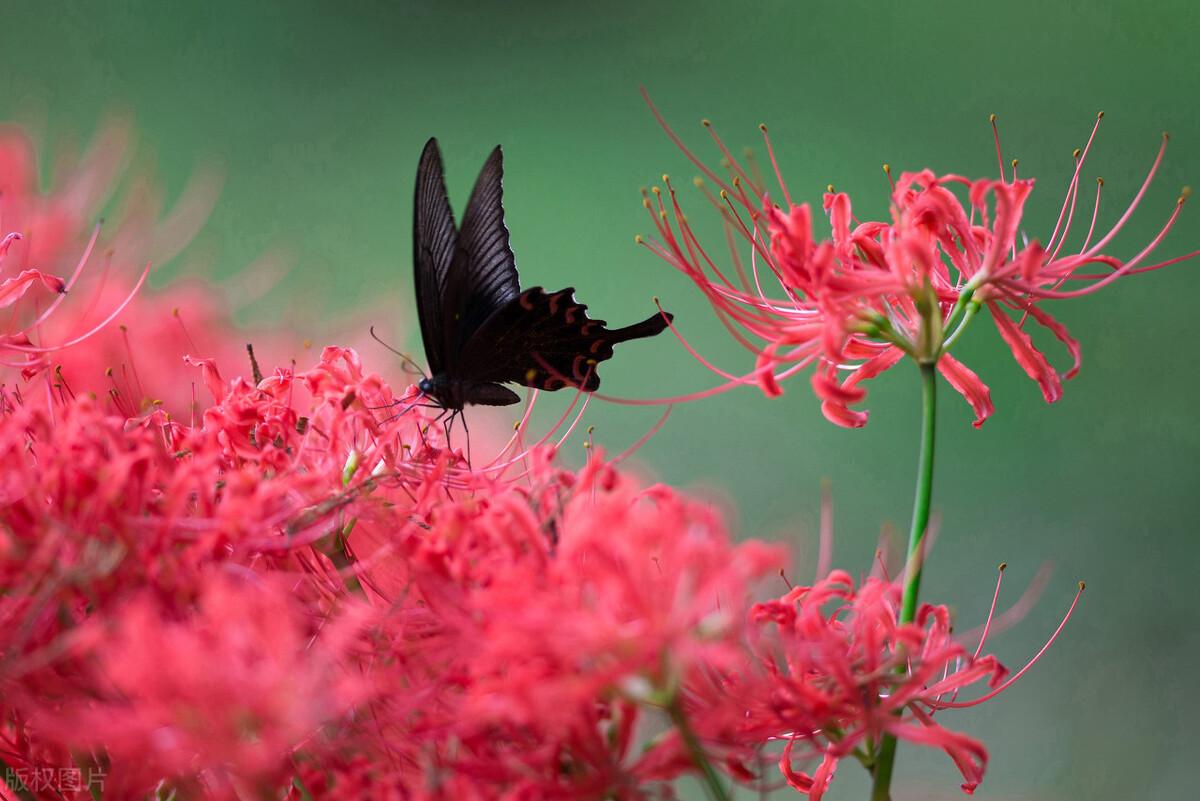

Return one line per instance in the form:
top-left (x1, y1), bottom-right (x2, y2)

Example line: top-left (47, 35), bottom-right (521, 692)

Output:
top-left (685, 566), bottom-right (1084, 799)
top-left (0, 120), bottom-right (217, 385)
top-left (641, 98), bottom-right (1198, 426)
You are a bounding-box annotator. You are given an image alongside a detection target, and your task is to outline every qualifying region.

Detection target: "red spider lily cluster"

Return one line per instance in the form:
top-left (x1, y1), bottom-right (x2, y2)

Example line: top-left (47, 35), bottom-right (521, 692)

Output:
top-left (0, 122), bottom-right (1081, 801)
top-left (640, 99), bottom-right (1197, 426)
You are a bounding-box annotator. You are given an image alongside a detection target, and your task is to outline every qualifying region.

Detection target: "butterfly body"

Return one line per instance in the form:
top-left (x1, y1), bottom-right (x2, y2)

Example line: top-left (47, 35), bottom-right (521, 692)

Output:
top-left (413, 138), bottom-right (672, 411)
top-left (417, 375), bottom-right (520, 408)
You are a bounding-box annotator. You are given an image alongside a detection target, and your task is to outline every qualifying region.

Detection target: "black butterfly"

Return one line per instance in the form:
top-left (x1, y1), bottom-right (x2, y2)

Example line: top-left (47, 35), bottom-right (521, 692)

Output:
top-left (412, 137), bottom-right (672, 411)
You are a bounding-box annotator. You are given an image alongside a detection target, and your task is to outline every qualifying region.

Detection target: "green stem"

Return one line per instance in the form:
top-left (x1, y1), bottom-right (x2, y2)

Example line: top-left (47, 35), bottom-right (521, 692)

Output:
top-left (668, 699), bottom-right (731, 801)
top-left (939, 279), bottom-right (982, 336)
top-left (869, 362), bottom-right (938, 801)
top-left (291, 775), bottom-right (316, 801)
top-left (939, 298), bottom-right (981, 355)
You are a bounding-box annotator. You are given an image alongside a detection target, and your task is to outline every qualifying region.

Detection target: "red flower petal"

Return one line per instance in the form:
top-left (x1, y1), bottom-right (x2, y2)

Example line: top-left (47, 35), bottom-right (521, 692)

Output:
top-left (988, 301), bottom-right (1062, 403)
top-left (937, 353), bottom-right (994, 428)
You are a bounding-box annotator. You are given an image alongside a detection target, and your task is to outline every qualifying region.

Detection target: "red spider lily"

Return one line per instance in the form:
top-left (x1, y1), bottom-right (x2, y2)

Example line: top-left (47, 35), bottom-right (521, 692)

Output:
top-left (0, 120), bottom-right (217, 389)
top-left (29, 573), bottom-right (374, 799)
top-left (0, 320), bottom-right (704, 799)
top-left (0, 339), bottom-right (1082, 800)
top-left (461, 463), bottom-right (785, 727)
top-left (640, 96), bottom-right (1198, 426)
top-left (337, 455), bottom-right (783, 800)
top-left (684, 566), bottom-right (1083, 799)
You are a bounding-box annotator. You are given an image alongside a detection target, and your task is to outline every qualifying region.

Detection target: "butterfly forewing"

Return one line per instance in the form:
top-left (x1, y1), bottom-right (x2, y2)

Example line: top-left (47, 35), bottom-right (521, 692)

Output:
top-left (444, 146), bottom-right (522, 360)
top-left (413, 138), bottom-right (459, 375)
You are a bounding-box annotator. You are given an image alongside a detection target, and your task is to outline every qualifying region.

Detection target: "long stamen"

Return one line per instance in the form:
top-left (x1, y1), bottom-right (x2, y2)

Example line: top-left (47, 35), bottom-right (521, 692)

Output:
top-left (973, 563), bottom-right (1007, 660)
top-left (990, 114), bottom-right (1007, 183)
top-left (14, 224), bottom-right (101, 336)
top-left (612, 405), bottom-right (672, 464)
top-left (1046, 112), bottom-right (1104, 254)
top-left (4, 261), bottom-right (152, 354)
top-left (641, 88), bottom-right (738, 196)
top-left (1080, 129), bottom-right (1166, 259)
top-left (702, 120), bottom-right (759, 192)
top-left (120, 325), bottom-right (146, 405)
top-left (1047, 149), bottom-right (1084, 259)
top-left (1029, 187), bottom-right (1192, 298)
top-left (759, 123), bottom-right (792, 207)
top-left (1079, 177), bottom-right (1104, 253)
top-left (934, 581), bottom-right (1084, 709)
top-left (173, 307), bottom-right (200, 354)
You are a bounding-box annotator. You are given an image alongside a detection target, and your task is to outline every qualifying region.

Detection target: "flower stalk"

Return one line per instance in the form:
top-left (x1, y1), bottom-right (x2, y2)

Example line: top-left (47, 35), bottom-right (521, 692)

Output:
top-left (870, 361), bottom-right (938, 801)
top-left (668, 698), bottom-right (731, 801)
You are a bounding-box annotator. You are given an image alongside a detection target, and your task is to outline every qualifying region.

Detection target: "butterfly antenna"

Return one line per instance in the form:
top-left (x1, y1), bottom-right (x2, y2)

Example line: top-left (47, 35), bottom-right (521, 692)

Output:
top-left (369, 325), bottom-right (428, 379)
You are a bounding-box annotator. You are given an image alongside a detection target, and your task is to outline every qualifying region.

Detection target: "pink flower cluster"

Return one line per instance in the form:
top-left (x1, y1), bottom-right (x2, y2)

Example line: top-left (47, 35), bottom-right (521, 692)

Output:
top-left (0, 366), bottom-right (1077, 799)
top-left (640, 99), bottom-right (1197, 426)
top-left (0, 122), bottom-right (1079, 800)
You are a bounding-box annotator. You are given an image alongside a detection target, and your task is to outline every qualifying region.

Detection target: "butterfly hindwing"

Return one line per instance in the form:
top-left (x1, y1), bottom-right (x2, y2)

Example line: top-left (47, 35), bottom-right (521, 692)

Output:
top-left (412, 138), bottom-right (458, 375)
top-left (458, 287), bottom-right (672, 392)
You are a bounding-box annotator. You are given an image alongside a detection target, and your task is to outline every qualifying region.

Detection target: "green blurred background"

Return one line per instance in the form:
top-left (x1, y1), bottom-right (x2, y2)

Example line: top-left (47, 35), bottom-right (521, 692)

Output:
top-left (3, 2), bottom-right (1196, 798)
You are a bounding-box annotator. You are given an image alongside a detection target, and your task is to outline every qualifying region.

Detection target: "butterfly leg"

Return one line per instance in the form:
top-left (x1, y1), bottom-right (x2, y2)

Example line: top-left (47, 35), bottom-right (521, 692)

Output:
top-left (414, 407), bottom-right (448, 452)
top-left (443, 410), bottom-right (457, 456)
top-left (460, 410), bottom-right (473, 467)
top-left (376, 397), bottom-right (434, 426)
